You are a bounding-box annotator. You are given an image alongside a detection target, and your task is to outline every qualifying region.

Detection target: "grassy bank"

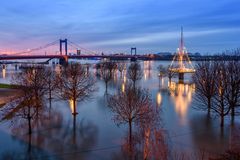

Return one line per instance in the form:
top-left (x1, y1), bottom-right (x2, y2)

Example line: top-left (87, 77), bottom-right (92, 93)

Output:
top-left (0, 83), bottom-right (18, 89)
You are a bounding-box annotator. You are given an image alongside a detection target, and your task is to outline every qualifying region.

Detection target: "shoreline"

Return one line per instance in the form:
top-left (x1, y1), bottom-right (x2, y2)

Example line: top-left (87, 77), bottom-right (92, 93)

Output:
top-left (0, 88), bottom-right (20, 106)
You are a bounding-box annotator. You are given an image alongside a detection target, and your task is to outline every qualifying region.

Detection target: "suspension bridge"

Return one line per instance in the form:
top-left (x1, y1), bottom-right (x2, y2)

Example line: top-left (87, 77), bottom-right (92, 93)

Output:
top-left (0, 39), bottom-right (152, 64)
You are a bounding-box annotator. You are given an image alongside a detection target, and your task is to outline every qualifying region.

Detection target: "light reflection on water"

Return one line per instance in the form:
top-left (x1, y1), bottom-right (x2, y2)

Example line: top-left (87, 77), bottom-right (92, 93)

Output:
top-left (168, 82), bottom-right (195, 125)
top-left (69, 99), bottom-right (75, 114)
top-left (156, 91), bottom-right (162, 107)
top-left (2, 69), bottom-right (6, 79)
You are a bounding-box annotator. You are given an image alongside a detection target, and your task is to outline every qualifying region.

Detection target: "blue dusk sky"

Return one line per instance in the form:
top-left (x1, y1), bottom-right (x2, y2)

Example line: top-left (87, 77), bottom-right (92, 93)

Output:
top-left (0, 0), bottom-right (240, 54)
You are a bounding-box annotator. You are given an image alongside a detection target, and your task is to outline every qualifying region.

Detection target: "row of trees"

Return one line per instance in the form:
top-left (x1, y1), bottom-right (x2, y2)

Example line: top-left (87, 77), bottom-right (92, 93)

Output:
top-left (193, 60), bottom-right (240, 127)
top-left (96, 61), bottom-right (143, 92)
top-left (1, 64), bottom-right (96, 135)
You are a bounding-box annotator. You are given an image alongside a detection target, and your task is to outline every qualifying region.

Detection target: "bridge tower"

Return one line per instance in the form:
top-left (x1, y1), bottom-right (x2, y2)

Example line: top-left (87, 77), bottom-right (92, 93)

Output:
top-left (60, 39), bottom-right (68, 56)
top-left (131, 47), bottom-right (137, 56)
top-left (59, 39), bottom-right (68, 66)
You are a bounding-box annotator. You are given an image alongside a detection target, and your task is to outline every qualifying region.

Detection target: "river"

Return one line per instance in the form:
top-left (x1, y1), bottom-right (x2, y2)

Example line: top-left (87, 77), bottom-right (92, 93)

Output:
top-left (0, 60), bottom-right (239, 160)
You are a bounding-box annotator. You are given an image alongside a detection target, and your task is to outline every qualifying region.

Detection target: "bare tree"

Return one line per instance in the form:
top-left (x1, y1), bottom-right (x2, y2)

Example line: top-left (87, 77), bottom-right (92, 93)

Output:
top-left (118, 62), bottom-right (125, 77)
top-left (56, 63), bottom-right (96, 115)
top-left (192, 61), bottom-right (218, 115)
top-left (127, 62), bottom-right (143, 88)
top-left (167, 65), bottom-right (176, 83)
top-left (212, 61), bottom-right (231, 127)
top-left (224, 60), bottom-right (240, 122)
top-left (108, 83), bottom-right (154, 154)
top-left (43, 67), bottom-right (57, 107)
top-left (157, 65), bottom-right (167, 78)
top-left (95, 62), bottom-right (102, 77)
top-left (101, 62), bottom-right (114, 93)
top-left (103, 61), bottom-right (117, 77)
top-left (2, 66), bottom-right (47, 134)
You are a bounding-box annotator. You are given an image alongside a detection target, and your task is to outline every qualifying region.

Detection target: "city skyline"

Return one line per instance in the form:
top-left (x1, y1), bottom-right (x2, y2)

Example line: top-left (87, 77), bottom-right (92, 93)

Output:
top-left (0, 0), bottom-right (240, 54)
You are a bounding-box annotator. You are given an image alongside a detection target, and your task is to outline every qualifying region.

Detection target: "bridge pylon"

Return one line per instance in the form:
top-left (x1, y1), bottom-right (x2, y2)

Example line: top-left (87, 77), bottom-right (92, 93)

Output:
top-left (131, 47), bottom-right (137, 56)
top-left (60, 39), bottom-right (68, 56)
top-left (169, 27), bottom-right (195, 82)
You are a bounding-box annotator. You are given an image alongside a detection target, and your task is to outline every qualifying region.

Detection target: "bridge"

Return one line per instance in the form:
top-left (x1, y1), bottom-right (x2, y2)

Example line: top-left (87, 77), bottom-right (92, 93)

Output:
top-left (0, 39), bottom-right (153, 65)
top-left (169, 27), bottom-right (195, 81)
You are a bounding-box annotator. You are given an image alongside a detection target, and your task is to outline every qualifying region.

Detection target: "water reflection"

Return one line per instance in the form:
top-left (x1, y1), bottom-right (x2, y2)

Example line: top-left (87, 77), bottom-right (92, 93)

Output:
top-left (69, 99), bottom-right (75, 114)
top-left (156, 92), bottom-right (162, 107)
top-left (121, 83), bottom-right (125, 93)
top-left (0, 60), bottom-right (238, 159)
top-left (168, 82), bottom-right (195, 125)
top-left (2, 68), bottom-right (6, 79)
top-left (143, 61), bottom-right (152, 81)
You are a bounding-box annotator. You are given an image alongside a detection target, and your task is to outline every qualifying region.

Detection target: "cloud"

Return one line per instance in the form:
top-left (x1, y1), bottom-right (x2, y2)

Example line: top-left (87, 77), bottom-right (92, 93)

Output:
top-left (0, 0), bottom-right (240, 53)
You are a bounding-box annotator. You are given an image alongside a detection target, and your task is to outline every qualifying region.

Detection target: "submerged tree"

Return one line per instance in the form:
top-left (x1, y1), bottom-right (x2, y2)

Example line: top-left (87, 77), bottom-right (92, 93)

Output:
top-left (127, 62), bottom-right (143, 88)
top-left (167, 65), bottom-right (176, 83)
top-left (102, 61), bottom-right (117, 77)
top-left (212, 61), bottom-right (231, 127)
top-left (224, 60), bottom-right (240, 122)
top-left (43, 67), bottom-right (57, 108)
top-left (192, 61), bottom-right (218, 115)
top-left (57, 63), bottom-right (96, 115)
top-left (193, 59), bottom-right (240, 127)
top-left (1, 66), bottom-right (47, 135)
top-left (118, 62), bottom-right (125, 77)
top-left (101, 62), bottom-right (113, 93)
top-left (157, 65), bottom-right (167, 78)
top-left (108, 83), bottom-right (154, 155)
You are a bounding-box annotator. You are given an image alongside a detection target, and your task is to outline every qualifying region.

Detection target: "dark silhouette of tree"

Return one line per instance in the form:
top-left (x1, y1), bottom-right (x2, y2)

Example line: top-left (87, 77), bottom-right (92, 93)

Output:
top-left (108, 83), bottom-right (154, 156)
top-left (56, 63), bottom-right (96, 115)
top-left (224, 60), bottom-right (240, 123)
top-left (118, 62), bottom-right (125, 77)
top-left (101, 62), bottom-right (113, 93)
top-left (43, 67), bottom-right (57, 108)
top-left (127, 62), bottom-right (143, 88)
top-left (192, 61), bottom-right (218, 115)
top-left (193, 60), bottom-right (240, 127)
top-left (212, 61), bottom-right (231, 127)
top-left (1, 67), bottom-right (47, 134)
top-left (157, 65), bottom-right (167, 78)
top-left (102, 61), bottom-right (117, 77)
top-left (95, 62), bottom-right (102, 77)
top-left (167, 65), bottom-right (176, 83)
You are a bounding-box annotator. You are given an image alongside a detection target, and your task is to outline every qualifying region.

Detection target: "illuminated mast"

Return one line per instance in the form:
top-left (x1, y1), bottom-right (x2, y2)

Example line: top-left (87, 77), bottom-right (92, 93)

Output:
top-left (179, 27), bottom-right (184, 70)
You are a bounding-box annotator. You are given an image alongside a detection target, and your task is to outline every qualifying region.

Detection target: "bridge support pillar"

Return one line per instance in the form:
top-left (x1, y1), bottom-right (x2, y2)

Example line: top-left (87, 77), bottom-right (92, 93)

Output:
top-left (179, 73), bottom-right (184, 83)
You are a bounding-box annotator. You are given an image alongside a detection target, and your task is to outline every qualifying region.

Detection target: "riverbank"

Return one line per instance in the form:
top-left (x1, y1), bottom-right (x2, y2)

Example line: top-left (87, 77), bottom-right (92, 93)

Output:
top-left (0, 83), bottom-right (18, 89)
top-left (0, 88), bottom-right (21, 106)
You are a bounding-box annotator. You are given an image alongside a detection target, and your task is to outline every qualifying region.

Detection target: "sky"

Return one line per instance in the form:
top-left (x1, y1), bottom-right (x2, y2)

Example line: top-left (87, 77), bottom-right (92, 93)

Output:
top-left (0, 0), bottom-right (240, 54)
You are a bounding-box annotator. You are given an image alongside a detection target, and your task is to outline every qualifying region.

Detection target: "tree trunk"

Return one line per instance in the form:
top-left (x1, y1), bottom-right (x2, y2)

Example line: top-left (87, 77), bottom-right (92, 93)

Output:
top-left (220, 115), bottom-right (224, 128)
top-left (28, 117), bottom-right (32, 135)
top-left (28, 105), bottom-right (32, 135)
top-left (128, 120), bottom-right (133, 160)
top-left (73, 115), bottom-right (77, 147)
top-left (73, 99), bottom-right (77, 115)
top-left (129, 120), bottom-right (132, 148)
top-left (169, 77), bottom-right (172, 84)
top-left (105, 82), bottom-right (108, 93)
top-left (207, 98), bottom-right (211, 116)
top-left (231, 105), bottom-right (235, 118)
top-left (28, 134), bottom-right (32, 160)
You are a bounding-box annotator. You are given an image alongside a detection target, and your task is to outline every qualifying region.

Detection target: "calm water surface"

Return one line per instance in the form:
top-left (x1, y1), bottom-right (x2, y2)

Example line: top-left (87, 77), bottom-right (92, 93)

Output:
top-left (0, 60), bottom-right (239, 160)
